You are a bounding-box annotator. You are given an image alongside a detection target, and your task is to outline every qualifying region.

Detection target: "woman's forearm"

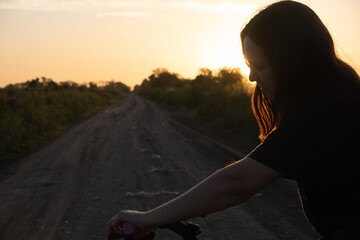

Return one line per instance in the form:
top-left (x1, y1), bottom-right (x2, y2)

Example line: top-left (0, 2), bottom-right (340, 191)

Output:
top-left (144, 160), bottom-right (251, 226)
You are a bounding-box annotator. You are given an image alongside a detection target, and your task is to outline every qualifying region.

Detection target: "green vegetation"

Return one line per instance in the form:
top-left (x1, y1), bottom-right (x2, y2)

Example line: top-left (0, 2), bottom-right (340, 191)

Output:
top-left (134, 67), bottom-right (259, 143)
top-left (0, 77), bottom-right (130, 163)
top-left (1, 69), bottom-right (258, 163)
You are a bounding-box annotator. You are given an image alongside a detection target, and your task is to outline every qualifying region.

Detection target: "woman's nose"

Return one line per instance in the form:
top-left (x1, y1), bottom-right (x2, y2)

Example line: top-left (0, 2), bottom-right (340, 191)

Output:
top-left (248, 70), bottom-right (257, 82)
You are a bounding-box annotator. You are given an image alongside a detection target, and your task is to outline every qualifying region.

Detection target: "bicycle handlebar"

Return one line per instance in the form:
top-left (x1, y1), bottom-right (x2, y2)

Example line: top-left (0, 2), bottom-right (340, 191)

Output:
top-left (107, 221), bottom-right (201, 240)
top-left (159, 221), bottom-right (201, 239)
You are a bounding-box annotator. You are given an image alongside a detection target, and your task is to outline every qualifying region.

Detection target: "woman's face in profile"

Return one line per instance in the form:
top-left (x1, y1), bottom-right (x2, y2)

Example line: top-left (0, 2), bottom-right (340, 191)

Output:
top-left (243, 36), bottom-right (276, 101)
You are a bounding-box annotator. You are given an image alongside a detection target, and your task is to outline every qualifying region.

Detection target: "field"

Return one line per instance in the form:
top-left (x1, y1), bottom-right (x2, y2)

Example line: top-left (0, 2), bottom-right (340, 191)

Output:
top-left (0, 78), bottom-right (130, 162)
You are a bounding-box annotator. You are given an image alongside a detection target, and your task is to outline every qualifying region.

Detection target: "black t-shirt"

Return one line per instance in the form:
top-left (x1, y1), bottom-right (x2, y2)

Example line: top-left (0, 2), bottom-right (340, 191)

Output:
top-left (248, 91), bottom-right (360, 237)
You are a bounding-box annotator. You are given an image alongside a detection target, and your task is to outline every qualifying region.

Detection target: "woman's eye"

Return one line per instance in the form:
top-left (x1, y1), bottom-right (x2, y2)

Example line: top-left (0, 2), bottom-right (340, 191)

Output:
top-left (246, 61), bottom-right (265, 70)
top-left (245, 60), bottom-right (266, 70)
top-left (253, 65), bottom-right (265, 69)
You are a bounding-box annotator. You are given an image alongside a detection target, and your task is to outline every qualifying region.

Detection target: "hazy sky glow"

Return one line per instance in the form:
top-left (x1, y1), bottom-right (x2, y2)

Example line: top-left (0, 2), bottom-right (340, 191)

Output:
top-left (1, 0), bottom-right (360, 87)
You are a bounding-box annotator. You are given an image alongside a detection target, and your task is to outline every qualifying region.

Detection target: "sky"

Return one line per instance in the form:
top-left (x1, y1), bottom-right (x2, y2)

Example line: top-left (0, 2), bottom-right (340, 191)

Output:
top-left (1, 0), bottom-right (360, 88)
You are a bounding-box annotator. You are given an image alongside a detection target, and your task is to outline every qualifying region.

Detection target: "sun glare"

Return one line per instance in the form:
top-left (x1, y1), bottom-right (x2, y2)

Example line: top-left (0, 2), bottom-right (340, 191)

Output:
top-left (200, 30), bottom-right (250, 78)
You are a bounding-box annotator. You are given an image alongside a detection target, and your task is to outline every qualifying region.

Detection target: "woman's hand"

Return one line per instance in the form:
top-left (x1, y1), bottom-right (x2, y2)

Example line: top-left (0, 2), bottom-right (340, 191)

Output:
top-left (107, 210), bottom-right (155, 240)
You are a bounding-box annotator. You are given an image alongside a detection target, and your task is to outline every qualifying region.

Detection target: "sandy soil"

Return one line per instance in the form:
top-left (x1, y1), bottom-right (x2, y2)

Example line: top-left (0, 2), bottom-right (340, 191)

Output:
top-left (0, 94), bottom-right (320, 240)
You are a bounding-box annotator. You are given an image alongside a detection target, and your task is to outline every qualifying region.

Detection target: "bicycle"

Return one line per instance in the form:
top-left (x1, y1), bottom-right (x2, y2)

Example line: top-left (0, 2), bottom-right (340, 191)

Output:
top-left (107, 221), bottom-right (201, 240)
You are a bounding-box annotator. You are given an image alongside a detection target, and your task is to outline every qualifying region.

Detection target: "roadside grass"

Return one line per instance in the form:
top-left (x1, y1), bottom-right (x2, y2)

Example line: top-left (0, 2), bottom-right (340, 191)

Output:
top-left (0, 80), bottom-right (129, 163)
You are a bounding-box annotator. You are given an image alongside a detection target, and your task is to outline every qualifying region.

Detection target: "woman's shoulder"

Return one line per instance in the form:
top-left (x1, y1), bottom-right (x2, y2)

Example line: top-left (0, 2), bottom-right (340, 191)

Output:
top-left (289, 90), bottom-right (358, 115)
top-left (280, 90), bottom-right (359, 130)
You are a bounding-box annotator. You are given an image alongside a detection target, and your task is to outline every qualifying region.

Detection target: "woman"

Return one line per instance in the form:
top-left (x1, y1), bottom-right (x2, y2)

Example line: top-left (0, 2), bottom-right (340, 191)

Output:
top-left (108, 1), bottom-right (360, 239)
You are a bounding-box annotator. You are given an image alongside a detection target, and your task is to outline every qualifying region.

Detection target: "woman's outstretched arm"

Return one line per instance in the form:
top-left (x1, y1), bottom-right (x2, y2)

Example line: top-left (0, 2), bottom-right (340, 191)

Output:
top-left (108, 157), bottom-right (281, 239)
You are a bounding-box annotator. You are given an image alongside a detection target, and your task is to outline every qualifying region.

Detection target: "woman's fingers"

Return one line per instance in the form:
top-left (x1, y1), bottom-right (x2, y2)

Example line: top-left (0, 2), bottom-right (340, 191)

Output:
top-left (108, 210), bottom-right (152, 239)
top-left (107, 215), bottom-right (123, 237)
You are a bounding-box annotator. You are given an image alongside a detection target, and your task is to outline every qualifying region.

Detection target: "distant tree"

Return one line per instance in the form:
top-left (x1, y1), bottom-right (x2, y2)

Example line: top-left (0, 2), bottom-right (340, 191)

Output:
top-left (140, 79), bottom-right (150, 90)
top-left (198, 68), bottom-right (213, 77)
top-left (89, 82), bottom-right (97, 89)
top-left (133, 84), bottom-right (141, 93)
top-left (152, 68), bottom-right (171, 77)
top-left (27, 78), bottom-right (42, 88)
top-left (59, 81), bottom-right (78, 89)
top-left (217, 67), bottom-right (245, 87)
top-left (41, 77), bottom-right (58, 88)
top-left (193, 68), bottom-right (216, 86)
top-left (147, 68), bottom-right (181, 89)
top-left (104, 81), bottom-right (130, 93)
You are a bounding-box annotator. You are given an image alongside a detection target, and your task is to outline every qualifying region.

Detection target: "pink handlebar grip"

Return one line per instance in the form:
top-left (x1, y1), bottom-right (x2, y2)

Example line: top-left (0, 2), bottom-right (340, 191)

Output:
top-left (122, 222), bottom-right (135, 235)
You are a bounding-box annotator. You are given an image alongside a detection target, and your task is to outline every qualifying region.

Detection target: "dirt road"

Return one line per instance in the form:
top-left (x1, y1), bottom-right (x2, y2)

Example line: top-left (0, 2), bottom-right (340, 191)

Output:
top-left (0, 94), bottom-right (319, 240)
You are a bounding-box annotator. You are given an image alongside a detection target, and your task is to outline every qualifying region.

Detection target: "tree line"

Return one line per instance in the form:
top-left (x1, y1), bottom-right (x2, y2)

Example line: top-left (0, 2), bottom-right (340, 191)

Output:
top-left (134, 67), bottom-right (259, 145)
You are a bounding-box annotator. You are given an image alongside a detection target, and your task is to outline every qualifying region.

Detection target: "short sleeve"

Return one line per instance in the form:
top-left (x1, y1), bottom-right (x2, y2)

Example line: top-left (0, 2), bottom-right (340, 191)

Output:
top-left (248, 98), bottom-right (338, 181)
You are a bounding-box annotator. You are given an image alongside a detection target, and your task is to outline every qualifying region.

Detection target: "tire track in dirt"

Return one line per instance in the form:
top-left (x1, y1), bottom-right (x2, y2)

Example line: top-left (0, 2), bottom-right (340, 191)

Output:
top-left (0, 94), bottom-right (319, 240)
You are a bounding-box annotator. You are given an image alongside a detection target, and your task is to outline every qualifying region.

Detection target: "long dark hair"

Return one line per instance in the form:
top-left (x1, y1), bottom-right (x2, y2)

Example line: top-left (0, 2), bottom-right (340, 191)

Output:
top-left (241, 0), bottom-right (360, 140)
